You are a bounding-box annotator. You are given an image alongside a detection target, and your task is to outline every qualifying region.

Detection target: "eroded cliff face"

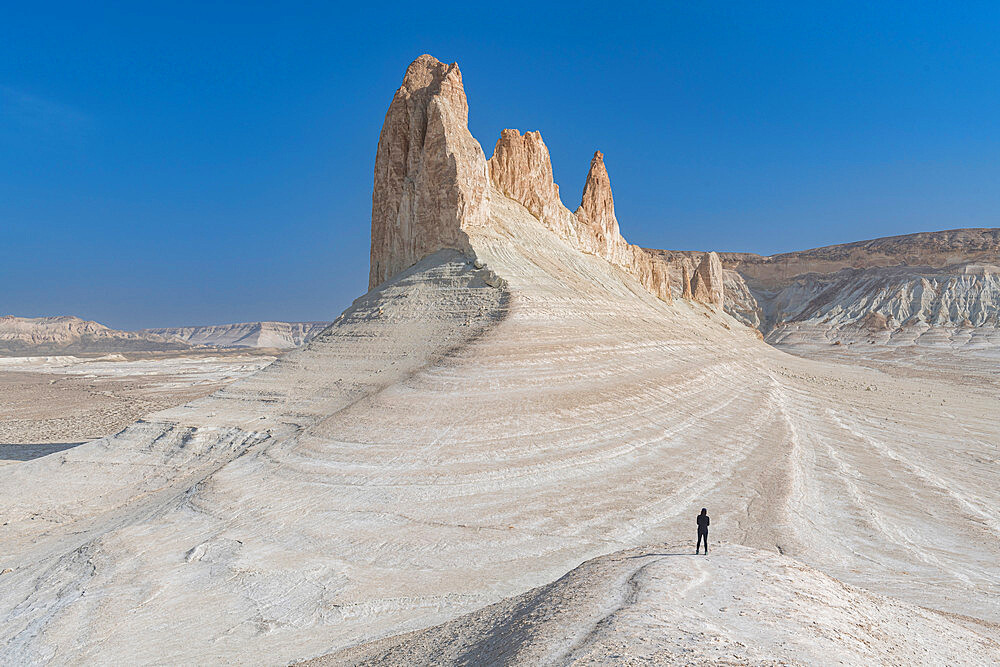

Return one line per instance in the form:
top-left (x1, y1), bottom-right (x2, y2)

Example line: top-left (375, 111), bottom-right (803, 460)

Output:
top-left (573, 151), bottom-right (671, 302)
top-left (368, 55), bottom-right (674, 303)
top-left (369, 55), bottom-right (489, 289)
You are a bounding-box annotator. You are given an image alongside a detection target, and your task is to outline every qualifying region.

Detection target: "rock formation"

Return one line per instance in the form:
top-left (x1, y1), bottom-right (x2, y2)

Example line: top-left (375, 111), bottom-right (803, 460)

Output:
top-left (368, 55), bottom-right (489, 289)
top-left (371, 55), bottom-right (670, 303)
top-left (0, 315), bottom-right (190, 355)
top-left (681, 258), bottom-right (694, 300)
top-left (575, 151), bottom-right (624, 260)
top-left (691, 251), bottom-right (725, 307)
top-left (5, 53), bottom-right (1000, 666)
top-left (487, 129), bottom-right (577, 240)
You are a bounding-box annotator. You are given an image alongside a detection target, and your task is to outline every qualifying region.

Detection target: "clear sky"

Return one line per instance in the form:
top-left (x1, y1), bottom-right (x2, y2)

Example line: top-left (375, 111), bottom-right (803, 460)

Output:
top-left (4, 2), bottom-right (999, 329)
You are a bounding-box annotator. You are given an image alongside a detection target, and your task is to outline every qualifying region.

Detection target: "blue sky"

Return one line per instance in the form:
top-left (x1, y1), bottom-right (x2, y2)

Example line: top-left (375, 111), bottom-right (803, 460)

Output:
top-left (3, 2), bottom-right (999, 329)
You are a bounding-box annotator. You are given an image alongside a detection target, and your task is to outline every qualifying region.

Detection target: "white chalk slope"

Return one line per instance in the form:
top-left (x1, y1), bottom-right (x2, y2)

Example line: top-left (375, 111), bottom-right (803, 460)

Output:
top-left (320, 544), bottom-right (998, 666)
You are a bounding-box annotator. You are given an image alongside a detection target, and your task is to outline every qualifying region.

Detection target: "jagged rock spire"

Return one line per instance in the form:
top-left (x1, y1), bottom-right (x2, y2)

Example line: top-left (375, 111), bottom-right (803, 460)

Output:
top-left (369, 55), bottom-right (670, 304)
top-left (681, 258), bottom-right (694, 300)
top-left (575, 151), bottom-right (621, 246)
top-left (487, 129), bottom-right (577, 240)
top-left (369, 54), bottom-right (489, 289)
top-left (691, 251), bottom-right (725, 307)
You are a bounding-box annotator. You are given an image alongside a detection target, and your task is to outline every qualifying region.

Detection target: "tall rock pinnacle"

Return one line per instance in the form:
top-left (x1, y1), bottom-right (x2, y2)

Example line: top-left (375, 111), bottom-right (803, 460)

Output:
top-left (369, 54), bottom-right (489, 289)
top-left (573, 151), bottom-right (670, 302)
top-left (575, 151), bottom-right (622, 257)
top-left (487, 129), bottom-right (578, 240)
top-left (681, 258), bottom-right (694, 300)
top-left (691, 251), bottom-right (725, 306)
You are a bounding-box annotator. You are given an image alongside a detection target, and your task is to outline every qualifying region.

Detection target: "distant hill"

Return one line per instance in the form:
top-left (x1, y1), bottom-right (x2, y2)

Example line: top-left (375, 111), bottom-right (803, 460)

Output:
top-left (0, 315), bottom-right (190, 355)
top-left (647, 228), bottom-right (1000, 340)
top-left (143, 321), bottom-right (329, 349)
top-left (0, 316), bottom-right (329, 355)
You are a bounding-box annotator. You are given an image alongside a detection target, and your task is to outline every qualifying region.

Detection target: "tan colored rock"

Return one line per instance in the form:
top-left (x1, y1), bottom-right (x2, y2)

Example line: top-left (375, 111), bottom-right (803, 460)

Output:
top-left (681, 258), bottom-right (694, 300)
top-left (487, 129), bottom-right (577, 240)
top-left (575, 151), bottom-right (623, 257)
top-left (573, 151), bottom-right (670, 301)
top-left (369, 55), bottom-right (489, 289)
top-left (370, 55), bottom-right (668, 303)
top-left (691, 251), bottom-right (724, 306)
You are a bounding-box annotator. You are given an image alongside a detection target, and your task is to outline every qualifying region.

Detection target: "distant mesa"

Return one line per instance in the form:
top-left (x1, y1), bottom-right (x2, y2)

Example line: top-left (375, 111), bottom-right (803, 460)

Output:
top-left (0, 315), bottom-right (189, 356)
top-left (145, 321), bottom-right (329, 350)
top-left (649, 228), bottom-right (1000, 340)
top-left (0, 315), bottom-right (328, 355)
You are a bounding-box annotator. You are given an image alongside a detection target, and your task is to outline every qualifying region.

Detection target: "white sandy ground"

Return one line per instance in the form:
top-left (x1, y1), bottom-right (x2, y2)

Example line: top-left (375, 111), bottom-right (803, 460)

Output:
top-left (0, 353), bottom-right (275, 451)
top-left (316, 543), bottom-right (1000, 666)
top-left (1, 191), bottom-right (998, 664)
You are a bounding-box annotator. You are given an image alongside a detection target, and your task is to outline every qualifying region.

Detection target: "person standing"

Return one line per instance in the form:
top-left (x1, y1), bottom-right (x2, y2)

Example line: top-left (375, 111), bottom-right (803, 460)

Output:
top-left (696, 508), bottom-right (710, 554)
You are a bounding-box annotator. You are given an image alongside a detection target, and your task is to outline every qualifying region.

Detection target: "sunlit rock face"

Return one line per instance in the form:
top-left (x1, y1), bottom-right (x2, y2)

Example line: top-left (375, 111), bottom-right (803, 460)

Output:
top-left (371, 55), bottom-right (670, 302)
top-left (575, 150), bottom-right (623, 258)
top-left (574, 151), bottom-right (671, 302)
top-left (368, 55), bottom-right (489, 289)
top-left (487, 129), bottom-right (578, 241)
top-left (681, 257), bottom-right (694, 300)
top-left (691, 251), bottom-right (725, 307)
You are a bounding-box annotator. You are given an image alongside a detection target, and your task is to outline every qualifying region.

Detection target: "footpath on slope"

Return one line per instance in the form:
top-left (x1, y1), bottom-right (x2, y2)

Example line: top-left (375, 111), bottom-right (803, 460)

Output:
top-left (312, 543), bottom-right (1000, 666)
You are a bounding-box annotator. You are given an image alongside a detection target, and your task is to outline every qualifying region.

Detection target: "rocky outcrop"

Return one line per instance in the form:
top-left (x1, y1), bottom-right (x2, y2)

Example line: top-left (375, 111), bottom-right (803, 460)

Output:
top-left (643, 229), bottom-right (1000, 337)
top-left (575, 151), bottom-right (624, 260)
top-left (486, 134), bottom-right (669, 301)
top-left (370, 55), bottom-right (670, 302)
top-left (691, 252), bottom-right (725, 307)
top-left (369, 55), bottom-right (489, 289)
top-left (681, 258), bottom-right (694, 300)
top-left (487, 129), bottom-right (578, 240)
top-left (572, 151), bottom-right (670, 301)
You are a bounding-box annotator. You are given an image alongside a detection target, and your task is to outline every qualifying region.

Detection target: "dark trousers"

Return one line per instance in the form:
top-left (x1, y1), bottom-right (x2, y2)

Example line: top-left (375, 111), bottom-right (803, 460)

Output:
top-left (696, 529), bottom-right (708, 553)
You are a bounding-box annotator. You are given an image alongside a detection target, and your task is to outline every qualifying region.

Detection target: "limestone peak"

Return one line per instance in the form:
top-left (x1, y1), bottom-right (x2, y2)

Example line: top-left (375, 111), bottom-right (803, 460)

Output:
top-left (369, 54), bottom-right (489, 289)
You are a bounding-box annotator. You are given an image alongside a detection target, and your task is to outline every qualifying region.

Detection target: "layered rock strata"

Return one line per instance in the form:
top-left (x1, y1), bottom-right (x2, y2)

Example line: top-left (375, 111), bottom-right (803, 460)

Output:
top-left (649, 230), bottom-right (1000, 337)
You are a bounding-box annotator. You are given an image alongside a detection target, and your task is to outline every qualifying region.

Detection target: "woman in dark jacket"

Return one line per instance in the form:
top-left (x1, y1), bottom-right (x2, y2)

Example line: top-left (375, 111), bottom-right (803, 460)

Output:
top-left (696, 508), bottom-right (710, 554)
